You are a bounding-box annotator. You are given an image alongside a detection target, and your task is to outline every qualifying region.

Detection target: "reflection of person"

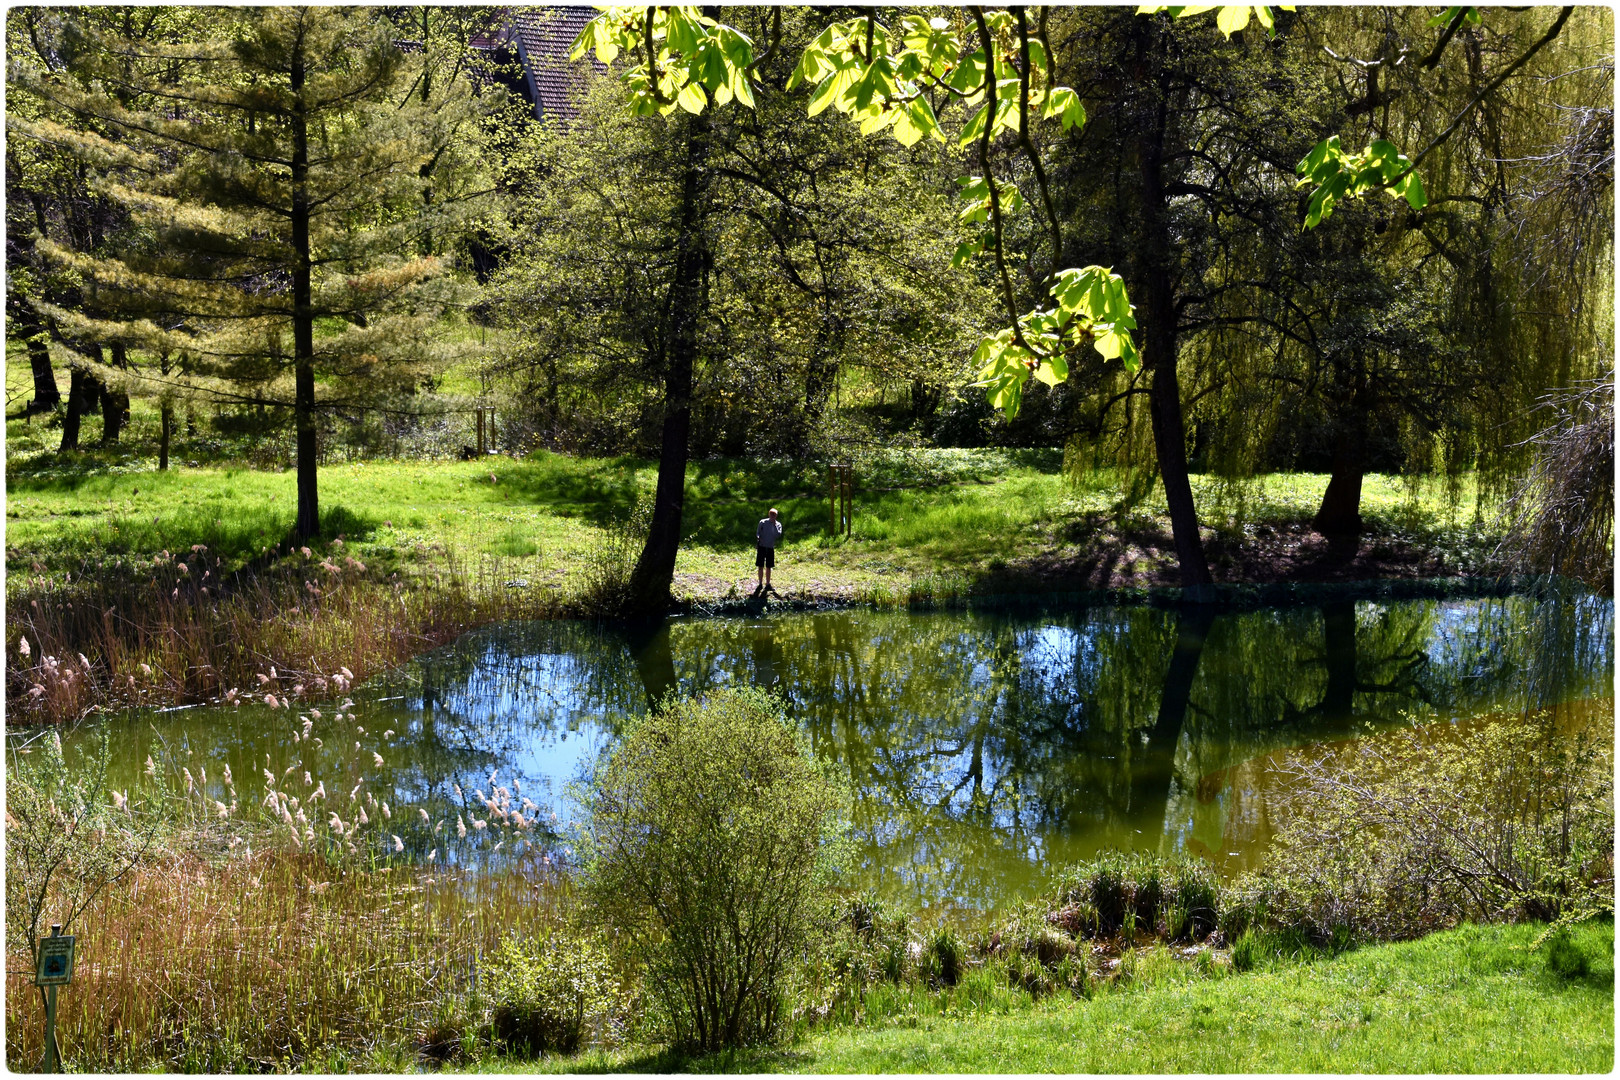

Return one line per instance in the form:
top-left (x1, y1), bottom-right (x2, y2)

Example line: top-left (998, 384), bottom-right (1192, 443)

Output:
top-left (755, 507), bottom-right (783, 593)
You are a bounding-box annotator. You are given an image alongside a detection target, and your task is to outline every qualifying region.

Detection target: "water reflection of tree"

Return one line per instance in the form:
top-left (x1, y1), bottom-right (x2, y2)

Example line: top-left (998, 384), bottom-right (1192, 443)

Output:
top-left (64, 593), bottom-right (1612, 907)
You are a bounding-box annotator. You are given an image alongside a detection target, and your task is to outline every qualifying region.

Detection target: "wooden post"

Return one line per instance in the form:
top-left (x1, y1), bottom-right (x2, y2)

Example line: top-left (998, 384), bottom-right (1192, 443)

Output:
top-left (476, 408), bottom-right (486, 455)
top-left (842, 464), bottom-right (853, 537)
top-left (829, 465), bottom-right (838, 536)
top-left (42, 984), bottom-right (58, 1073)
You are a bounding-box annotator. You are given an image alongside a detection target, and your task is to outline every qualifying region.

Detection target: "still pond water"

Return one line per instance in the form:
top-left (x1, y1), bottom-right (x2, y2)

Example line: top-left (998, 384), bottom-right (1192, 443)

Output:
top-left (36, 589), bottom-right (1613, 913)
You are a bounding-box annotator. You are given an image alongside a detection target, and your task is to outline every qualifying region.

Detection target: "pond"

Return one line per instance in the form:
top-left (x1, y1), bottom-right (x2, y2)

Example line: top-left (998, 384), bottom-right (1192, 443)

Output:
top-left (29, 586), bottom-right (1613, 915)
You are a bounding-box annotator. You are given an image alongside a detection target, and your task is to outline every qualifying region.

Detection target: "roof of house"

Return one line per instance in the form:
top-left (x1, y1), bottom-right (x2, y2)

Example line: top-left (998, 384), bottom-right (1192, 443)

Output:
top-left (486, 6), bottom-right (604, 124)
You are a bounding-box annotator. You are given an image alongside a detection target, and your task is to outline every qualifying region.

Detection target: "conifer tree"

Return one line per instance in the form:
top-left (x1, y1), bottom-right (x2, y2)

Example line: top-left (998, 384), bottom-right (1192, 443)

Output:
top-left (15, 6), bottom-right (487, 536)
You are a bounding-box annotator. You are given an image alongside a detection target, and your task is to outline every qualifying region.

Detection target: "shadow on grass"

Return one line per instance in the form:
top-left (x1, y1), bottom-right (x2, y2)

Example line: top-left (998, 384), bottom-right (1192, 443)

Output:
top-left (541, 1044), bottom-right (815, 1074)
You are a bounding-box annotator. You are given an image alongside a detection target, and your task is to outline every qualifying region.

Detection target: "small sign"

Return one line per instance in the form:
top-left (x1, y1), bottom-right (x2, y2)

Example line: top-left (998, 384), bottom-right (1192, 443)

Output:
top-left (34, 935), bottom-right (75, 986)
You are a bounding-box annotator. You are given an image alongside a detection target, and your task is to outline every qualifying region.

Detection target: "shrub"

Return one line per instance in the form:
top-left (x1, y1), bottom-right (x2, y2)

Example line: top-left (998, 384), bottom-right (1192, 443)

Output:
top-left (1261, 709), bottom-right (1613, 942)
top-left (5, 728), bottom-right (156, 964)
top-left (481, 932), bottom-right (623, 1056)
top-left (576, 687), bottom-right (848, 1051)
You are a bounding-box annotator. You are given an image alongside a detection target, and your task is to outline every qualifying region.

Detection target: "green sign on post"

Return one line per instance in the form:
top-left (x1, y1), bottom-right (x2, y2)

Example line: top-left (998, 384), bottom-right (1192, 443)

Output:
top-left (35, 925), bottom-right (75, 1072)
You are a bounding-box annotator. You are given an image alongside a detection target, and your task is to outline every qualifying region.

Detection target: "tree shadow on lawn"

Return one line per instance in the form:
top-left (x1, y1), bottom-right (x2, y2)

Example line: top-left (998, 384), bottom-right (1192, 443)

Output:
top-left (566, 1044), bottom-right (814, 1074)
top-left (496, 454), bottom-right (825, 548)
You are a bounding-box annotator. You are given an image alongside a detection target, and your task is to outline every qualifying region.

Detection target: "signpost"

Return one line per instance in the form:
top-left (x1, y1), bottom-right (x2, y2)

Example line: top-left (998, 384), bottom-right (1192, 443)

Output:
top-left (35, 924), bottom-right (75, 1073)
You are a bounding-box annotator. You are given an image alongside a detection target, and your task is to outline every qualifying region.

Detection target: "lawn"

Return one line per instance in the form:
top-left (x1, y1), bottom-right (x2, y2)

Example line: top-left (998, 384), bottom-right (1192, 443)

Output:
top-left (5, 446), bottom-right (1493, 602)
top-left (460, 920), bottom-right (1614, 1074)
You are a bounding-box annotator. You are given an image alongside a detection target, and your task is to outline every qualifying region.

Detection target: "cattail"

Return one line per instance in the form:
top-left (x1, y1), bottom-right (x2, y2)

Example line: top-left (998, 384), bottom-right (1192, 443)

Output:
top-left (391, 835), bottom-right (403, 852)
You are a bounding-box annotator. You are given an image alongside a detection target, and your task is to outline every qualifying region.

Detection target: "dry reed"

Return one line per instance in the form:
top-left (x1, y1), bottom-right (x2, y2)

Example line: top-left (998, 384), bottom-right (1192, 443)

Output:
top-left (7, 550), bottom-right (573, 726)
top-left (4, 844), bottom-right (569, 1071)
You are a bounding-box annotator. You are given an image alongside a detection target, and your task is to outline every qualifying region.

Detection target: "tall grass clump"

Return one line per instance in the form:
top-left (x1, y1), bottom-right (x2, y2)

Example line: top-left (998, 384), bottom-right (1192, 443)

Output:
top-left (577, 496), bottom-right (651, 616)
top-left (4, 728), bottom-right (577, 1071)
top-left (6, 546), bottom-right (565, 725)
top-left (576, 687), bottom-right (849, 1052)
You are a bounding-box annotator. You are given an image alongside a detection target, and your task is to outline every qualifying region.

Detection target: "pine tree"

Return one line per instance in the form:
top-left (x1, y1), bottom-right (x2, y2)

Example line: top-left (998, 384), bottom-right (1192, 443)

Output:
top-left (15, 7), bottom-right (488, 536)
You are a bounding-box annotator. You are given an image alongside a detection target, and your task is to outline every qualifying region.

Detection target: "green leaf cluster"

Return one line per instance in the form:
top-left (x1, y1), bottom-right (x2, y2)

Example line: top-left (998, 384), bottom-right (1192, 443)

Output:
top-left (1136, 5), bottom-right (1297, 40)
top-left (1296, 135), bottom-right (1428, 229)
top-left (571, 6), bottom-right (756, 116)
top-left (972, 266), bottom-right (1139, 418)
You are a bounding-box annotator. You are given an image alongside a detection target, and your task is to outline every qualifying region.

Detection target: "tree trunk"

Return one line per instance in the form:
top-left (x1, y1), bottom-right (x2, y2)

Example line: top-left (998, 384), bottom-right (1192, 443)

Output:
top-left (626, 90), bottom-right (714, 614)
top-left (1313, 411), bottom-right (1367, 536)
top-left (11, 300), bottom-right (61, 414)
top-left (60, 367), bottom-right (93, 451)
top-left (291, 37), bottom-right (320, 541)
top-left (60, 349), bottom-right (106, 452)
top-left (27, 335), bottom-right (60, 413)
top-left (1136, 71), bottom-right (1212, 590)
top-left (98, 343), bottom-right (129, 444)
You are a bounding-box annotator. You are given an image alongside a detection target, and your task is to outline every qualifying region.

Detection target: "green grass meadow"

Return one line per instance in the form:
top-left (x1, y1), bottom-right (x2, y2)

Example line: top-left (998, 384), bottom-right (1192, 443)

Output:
top-left (6, 446), bottom-right (1491, 597)
top-left (461, 920), bottom-right (1614, 1074)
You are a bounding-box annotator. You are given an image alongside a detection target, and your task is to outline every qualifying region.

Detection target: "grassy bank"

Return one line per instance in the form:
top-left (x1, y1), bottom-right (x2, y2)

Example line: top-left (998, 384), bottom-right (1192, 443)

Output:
top-left (7, 450), bottom-right (1494, 595)
top-left (6, 449), bottom-right (1501, 723)
top-left (465, 920), bottom-right (1614, 1074)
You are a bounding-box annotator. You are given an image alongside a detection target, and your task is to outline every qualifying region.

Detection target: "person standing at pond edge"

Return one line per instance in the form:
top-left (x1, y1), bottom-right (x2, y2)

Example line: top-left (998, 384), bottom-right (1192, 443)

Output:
top-left (756, 507), bottom-right (783, 593)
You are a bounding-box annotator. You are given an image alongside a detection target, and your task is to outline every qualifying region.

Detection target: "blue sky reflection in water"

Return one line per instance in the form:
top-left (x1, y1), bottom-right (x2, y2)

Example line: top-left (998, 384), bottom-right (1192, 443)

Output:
top-left (39, 590), bottom-right (1613, 914)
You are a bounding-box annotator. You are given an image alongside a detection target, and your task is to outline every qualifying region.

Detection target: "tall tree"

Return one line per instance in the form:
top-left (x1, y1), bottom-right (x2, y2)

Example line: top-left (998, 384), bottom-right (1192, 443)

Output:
top-left (14, 6), bottom-right (488, 536)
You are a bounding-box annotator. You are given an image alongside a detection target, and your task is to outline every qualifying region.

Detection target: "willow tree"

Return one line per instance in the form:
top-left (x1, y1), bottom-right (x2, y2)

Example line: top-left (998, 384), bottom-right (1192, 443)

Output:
top-left (15, 7), bottom-right (486, 536)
